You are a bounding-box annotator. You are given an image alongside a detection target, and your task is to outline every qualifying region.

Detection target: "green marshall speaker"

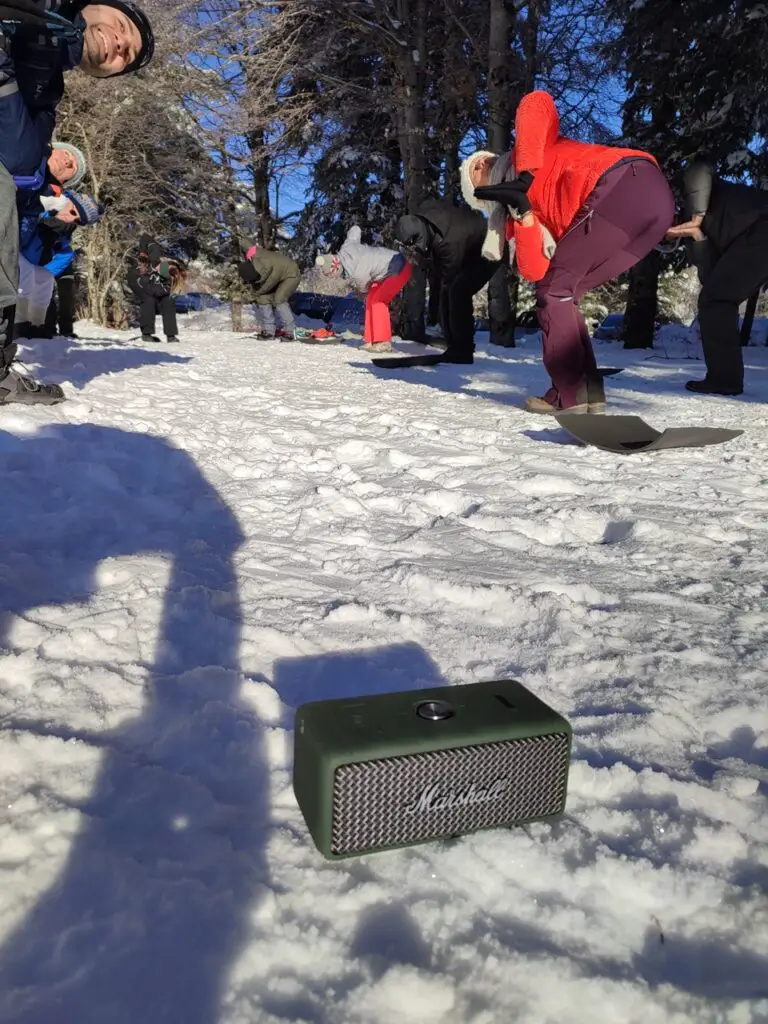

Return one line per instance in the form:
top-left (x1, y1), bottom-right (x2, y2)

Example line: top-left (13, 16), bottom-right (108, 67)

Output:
top-left (293, 679), bottom-right (572, 859)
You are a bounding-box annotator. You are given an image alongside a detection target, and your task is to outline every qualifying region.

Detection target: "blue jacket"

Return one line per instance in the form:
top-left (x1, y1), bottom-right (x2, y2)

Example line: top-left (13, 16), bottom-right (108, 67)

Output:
top-left (0, 1), bottom-right (85, 177)
top-left (21, 212), bottom-right (75, 275)
top-left (46, 245), bottom-right (75, 277)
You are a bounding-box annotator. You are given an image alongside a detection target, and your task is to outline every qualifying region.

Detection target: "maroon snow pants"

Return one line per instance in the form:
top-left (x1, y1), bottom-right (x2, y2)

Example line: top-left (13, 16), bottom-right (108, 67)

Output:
top-left (535, 159), bottom-right (675, 408)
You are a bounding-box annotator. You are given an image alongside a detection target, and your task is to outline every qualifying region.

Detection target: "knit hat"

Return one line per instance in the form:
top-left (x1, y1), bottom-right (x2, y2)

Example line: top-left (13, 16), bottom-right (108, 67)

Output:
top-left (64, 191), bottom-right (105, 227)
top-left (51, 142), bottom-right (87, 189)
top-left (460, 151), bottom-right (498, 213)
top-left (98, 0), bottom-right (155, 75)
top-left (315, 253), bottom-right (342, 277)
top-left (459, 149), bottom-right (557, 267)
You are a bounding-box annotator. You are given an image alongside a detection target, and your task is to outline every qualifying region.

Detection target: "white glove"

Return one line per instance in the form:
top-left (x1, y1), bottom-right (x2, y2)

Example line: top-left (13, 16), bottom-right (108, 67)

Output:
top-left (40, 195), bottom-right (69, 213)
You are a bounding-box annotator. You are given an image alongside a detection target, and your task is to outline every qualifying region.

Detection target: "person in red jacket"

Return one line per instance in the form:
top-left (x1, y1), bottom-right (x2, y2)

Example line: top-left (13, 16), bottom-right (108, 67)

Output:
top-left (463, 91), bottom-right (675, 414)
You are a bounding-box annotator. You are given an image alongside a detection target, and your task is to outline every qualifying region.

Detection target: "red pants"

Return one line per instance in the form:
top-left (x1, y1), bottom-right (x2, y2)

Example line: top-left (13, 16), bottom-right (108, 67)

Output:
top-left (364, 262), bottom-right (412, 343)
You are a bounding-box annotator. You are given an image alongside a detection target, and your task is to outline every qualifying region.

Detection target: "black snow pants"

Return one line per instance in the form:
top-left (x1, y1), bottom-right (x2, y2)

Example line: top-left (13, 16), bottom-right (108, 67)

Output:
top-left (439, 258), bottom-right (498, 360)
top-left (698, 218), bottom-right (768, 390)
top-left (141, 294), bottom-right (178, 339)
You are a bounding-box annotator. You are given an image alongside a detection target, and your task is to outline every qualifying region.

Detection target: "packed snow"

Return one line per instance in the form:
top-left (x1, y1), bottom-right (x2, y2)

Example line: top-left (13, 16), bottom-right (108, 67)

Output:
top-left (1, 312), bottom-right (767, 1024)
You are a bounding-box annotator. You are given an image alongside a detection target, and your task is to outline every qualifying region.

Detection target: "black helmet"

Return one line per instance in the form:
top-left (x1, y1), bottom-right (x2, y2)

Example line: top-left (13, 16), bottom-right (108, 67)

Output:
top-left (95, 0), bottom-right (155, 75)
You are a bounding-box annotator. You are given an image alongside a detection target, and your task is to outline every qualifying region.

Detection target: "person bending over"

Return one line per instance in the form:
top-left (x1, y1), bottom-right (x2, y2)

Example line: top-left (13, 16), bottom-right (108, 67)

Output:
top-left (395, 198), bottom-right (496, 364)
top-left (127, 234), bottom-right (181, 344)
top-left (667, 159), bottom-right (768, 397)
top-left (464, 90), bottom-right (674, 414)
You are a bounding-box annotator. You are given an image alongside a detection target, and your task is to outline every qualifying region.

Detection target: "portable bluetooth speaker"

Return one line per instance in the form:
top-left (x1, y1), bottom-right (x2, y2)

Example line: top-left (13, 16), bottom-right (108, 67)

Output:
top-left (293, 679), bottom-right (571, 859)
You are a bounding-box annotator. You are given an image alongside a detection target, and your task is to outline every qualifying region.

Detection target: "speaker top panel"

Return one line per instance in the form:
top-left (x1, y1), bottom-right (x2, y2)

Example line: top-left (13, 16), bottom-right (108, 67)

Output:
top-left (295, 679), bottom-right (571, 759)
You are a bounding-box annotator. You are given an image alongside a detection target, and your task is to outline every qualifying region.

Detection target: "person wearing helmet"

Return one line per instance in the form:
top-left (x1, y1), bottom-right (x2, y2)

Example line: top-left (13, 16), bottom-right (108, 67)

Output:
top-left (0, 0), bottom-right (154, 405)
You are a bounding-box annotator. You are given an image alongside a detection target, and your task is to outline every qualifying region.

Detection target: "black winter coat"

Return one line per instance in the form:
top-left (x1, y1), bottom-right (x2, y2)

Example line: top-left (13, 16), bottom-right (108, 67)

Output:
top-left (683, 161), bottom-right (768, 280)
top-left (127, 266), bottom-right (170, 301)
top-left (408, 199), bottom-right (488, 284)
top-left (128, 237), bottom-right (171, 301)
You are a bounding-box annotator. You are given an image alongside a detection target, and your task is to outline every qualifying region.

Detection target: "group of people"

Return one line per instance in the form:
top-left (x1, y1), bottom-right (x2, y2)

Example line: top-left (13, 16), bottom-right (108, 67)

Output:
top-left (0, 2), bottom-right (761, 413)
top-left (0, 0), bottom-right (154, 405)
top-left (391, 90), bottom-right (762, 412)
top-left (297, 90), bottom-right (762, 413)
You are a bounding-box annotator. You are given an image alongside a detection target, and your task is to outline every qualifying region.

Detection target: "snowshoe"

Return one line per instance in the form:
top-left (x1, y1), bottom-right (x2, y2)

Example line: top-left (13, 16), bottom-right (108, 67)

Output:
top-left (0, 367), bottom-right (65, 405)
top-left (371, 352), bottom-right (472, 368)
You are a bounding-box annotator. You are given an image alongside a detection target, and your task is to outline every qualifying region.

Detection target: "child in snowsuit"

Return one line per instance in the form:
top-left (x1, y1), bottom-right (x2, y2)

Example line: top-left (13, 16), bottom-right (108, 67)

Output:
top-left (395, 199), bottom-right (495, 363)
top-left (14, 141), bottom-right (87, 339)
top-left (127, 235), bottom-right (180, 344)
top-left (238, 245), bottom-right (300, 339)
top-left (463, 90), bottom-right (674, 414)
top-left (16, 190), bottom-right (103, 338)
top-left (316, 226), bottom-right (412, 352)
top-left (666, 159), bottom-right (768, 396)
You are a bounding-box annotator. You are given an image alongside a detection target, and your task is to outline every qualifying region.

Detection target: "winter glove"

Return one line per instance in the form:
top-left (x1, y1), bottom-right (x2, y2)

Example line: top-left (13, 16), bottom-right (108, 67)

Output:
top-left (157, 260), bottom-right (171, 281)
top-left (40, 194), bottom-right (69, 213)
top-left (474, 172), bottom-right (535, 215)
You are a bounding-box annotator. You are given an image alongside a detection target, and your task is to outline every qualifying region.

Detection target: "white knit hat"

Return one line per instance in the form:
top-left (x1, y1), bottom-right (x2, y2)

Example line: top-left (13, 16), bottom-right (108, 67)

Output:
top-left (51, 141), bottom-right (87, 189)
top-left (459, 148), bottom-right (557, 267)
top-left (460, 151), bottom-right (497, 212)
top-left (460, 150), bottom-right (513, 262)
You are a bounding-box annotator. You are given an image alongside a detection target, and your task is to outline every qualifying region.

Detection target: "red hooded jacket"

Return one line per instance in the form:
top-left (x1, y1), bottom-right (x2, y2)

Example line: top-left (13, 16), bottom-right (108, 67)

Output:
top-left (509, 91), bottom-right (658, 282)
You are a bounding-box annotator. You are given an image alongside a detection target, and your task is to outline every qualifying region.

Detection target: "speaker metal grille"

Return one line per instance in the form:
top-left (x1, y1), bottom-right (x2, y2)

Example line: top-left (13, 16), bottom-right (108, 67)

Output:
top-left (331, 732), bottom-right (569, 855)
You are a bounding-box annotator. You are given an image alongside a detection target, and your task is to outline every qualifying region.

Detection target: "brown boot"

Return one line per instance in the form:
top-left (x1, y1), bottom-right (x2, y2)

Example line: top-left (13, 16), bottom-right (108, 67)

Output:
top-left (524, 385), bottom-right (589, 416)
top-left (587, 375), bottom-right (606, 414)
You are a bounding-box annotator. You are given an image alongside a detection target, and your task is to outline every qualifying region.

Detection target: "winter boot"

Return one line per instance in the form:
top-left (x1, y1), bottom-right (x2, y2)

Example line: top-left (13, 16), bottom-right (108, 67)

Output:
top-left (440, 347), bottom-right (474, 364)
top-left (12, 320), bottom-right (32, 341)
top-left (165, 335), bottom-right (180, 344)
top-left (141, 333), bottom-right (162, 343)
top-left (587, 375), bottom-right (606, 414)
top-left (363, 340), bottom-right (393, 354)
top-left (0, 367), bottom-right (66, 405)
top-left (0, 328), bottom-right (65, 406)
top-left (524, 384), bottom-right (590, 416)
top-left (685, 378), bottom-right (743, 397)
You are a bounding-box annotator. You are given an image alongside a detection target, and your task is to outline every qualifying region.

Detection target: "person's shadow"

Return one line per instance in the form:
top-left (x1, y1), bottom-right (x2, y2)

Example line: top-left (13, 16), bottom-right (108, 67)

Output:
top-left (16, 335), bottom-right (190, 390)
top-left (0, 425), bottom-right (267, 1024)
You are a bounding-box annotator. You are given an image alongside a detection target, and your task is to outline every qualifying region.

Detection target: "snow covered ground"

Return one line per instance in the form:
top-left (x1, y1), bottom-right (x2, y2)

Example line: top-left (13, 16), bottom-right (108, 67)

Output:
top-left (1, 314), bottom-right (767, 1024)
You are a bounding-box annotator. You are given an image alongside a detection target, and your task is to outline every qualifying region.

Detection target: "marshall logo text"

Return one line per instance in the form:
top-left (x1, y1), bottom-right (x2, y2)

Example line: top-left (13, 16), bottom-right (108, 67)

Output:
top-left (404, 778), bottom-right (509, 815)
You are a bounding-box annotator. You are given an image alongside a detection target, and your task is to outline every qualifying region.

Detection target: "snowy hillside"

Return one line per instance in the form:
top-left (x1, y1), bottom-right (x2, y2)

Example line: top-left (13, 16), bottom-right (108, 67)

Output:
top-left (0, 320), bottom-right (767, 1023)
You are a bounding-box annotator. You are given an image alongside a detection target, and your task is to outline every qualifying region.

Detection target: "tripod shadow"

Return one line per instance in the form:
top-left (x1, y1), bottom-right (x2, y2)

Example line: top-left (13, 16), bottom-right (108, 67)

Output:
top-left (0, 425), bottom-right (266, 1024)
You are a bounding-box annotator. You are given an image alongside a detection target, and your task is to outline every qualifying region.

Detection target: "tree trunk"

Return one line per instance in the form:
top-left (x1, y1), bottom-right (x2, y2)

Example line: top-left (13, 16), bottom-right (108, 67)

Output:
top-left (487, 0), bottom-right (515, 347)
top-left (248, 126), bottom-right (275, 248)
top-left (220, 148), bottom-right (244, 260)
top-left (396, 0), bottom-right (429, 342)
top-left (440, 16), bottom-right (462, 201)
top-left (444, 137), bottom-right (460, 200)
top-left (231, 300), bottom-right (243, 333)
top-left (623, 251), bottom-right (660, 348)
top-left (396, 0), bottom-right (427, 211)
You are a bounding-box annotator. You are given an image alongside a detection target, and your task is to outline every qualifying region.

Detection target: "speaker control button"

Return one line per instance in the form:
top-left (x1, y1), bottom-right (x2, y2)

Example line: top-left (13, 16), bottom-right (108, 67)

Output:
top-left (416, 700), bottom-right (455, 721)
